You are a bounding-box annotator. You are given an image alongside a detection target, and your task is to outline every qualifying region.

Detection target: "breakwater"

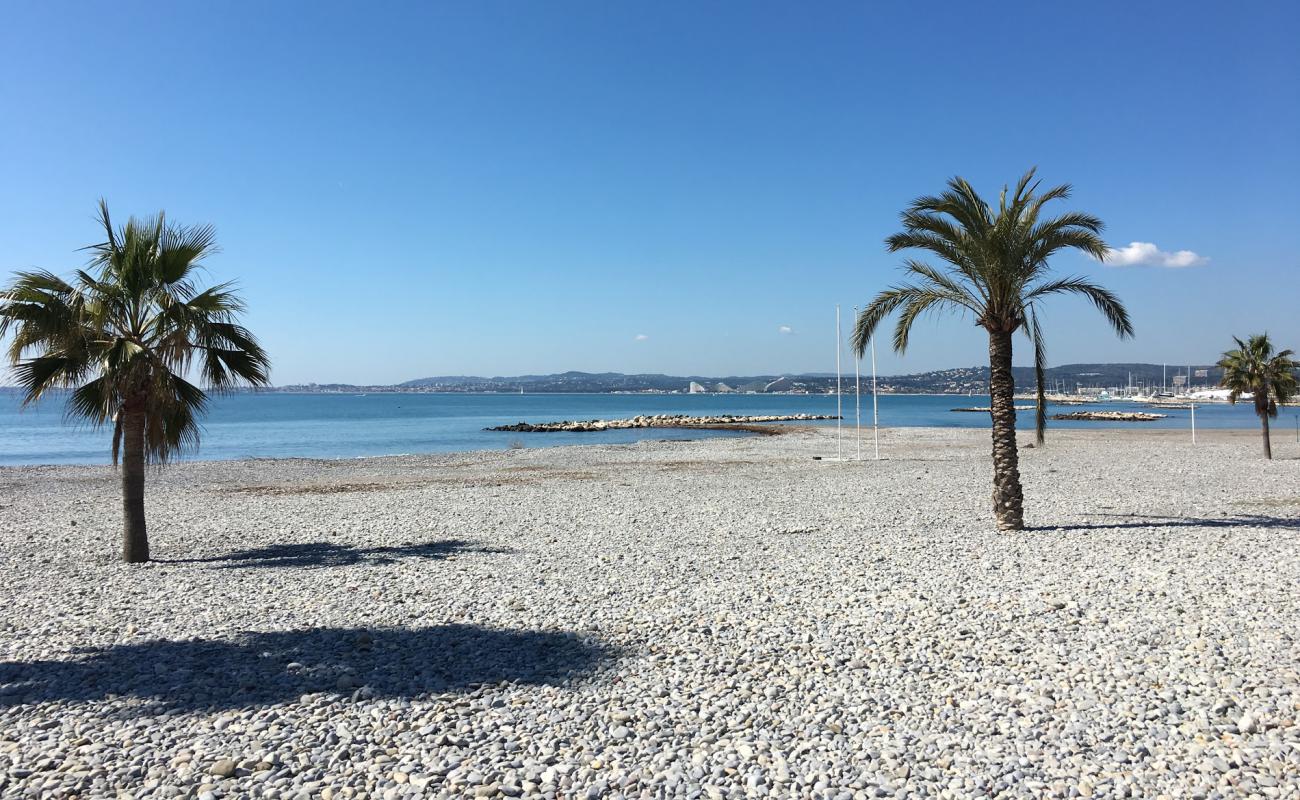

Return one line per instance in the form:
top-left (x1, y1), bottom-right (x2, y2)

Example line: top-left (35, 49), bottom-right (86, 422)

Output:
top-left (1050, 411), bottom-right (1167, 422)
top-left (487, 413), bottom-right (839, 433)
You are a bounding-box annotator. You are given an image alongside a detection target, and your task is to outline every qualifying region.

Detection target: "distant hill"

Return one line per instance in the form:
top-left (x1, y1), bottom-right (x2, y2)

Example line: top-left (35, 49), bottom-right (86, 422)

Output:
top-left (396, 370), bottom-right (833, 393)
top-left (877, 363), bottom-right (1224, 394)
top-left (270, 363), bottom-right (1226, 394)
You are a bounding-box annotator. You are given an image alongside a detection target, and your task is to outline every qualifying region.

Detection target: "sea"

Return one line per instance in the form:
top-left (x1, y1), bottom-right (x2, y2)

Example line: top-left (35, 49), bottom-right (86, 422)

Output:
top-left (0, 390), bottom-right (1276, 466)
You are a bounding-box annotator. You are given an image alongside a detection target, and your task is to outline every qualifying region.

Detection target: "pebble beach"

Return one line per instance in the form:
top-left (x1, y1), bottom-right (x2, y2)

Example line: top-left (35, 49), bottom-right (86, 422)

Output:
top-left (2, 426), bottom-right (1298, 799)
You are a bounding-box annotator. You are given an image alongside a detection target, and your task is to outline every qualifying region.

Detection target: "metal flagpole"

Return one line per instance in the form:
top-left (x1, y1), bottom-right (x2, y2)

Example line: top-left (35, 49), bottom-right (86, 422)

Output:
top-left (871, 333), bottom-right (880, 460)
top-left (1191, 401), bottom-right (1196, 444)
top-left (835, 305), bottom-right (842, 461)
top-left (854, 307), bottom-right (861, 461)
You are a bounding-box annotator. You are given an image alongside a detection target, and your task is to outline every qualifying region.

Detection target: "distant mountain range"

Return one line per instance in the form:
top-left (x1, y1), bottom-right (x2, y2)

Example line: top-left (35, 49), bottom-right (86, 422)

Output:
top-left (274, 363), bottom-right (1225, 395)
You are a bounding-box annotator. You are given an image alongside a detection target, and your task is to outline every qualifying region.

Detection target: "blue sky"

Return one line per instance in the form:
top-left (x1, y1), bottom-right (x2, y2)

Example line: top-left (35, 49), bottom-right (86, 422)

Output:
top-left (2, 1), bottom-right (1297, 384)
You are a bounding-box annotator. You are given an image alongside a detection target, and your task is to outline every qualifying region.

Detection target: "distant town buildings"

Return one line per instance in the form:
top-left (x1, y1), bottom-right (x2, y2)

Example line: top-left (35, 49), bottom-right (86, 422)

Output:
top-left (260, 364), bottom-right (1220, 396)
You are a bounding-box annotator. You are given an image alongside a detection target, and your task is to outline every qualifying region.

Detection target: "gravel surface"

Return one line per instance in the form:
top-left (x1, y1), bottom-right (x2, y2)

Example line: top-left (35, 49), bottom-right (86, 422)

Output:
top-left (2, 426), bottom-right (1299, 799)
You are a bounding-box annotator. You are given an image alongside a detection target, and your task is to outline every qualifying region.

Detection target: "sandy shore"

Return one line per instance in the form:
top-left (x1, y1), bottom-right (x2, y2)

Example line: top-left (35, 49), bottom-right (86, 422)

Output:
top-left (1, 427), bottom-right (1298, 798)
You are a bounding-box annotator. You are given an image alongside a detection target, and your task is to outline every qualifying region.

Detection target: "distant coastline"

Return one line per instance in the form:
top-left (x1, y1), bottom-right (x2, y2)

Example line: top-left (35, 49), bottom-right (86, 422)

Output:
top-left (255, 363), bottom-right (1229, 397)
top-left (0, 362), bottom-right (1233, 398)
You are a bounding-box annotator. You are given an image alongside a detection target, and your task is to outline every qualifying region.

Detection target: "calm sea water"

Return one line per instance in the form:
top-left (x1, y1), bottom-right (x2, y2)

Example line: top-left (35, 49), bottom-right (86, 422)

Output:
top-left (0, 390), bottom-right (1275, 465)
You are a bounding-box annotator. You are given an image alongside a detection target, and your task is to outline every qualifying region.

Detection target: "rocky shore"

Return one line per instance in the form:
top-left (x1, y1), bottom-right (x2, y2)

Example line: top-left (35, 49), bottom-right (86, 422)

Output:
top-left (487, 413), bottom-right (838, 433)
top-left (1051, 410), bottom-right (1167, 422)
top-left (1, 427), bottom-right (1297, 798)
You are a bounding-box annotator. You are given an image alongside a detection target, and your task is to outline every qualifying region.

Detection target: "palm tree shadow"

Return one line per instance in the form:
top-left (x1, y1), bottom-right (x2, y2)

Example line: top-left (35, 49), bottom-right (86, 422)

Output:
top-left (1030, 513), bottom-right (1300, 532)
top-left (0, 625), bottom-right (615, 713)
top-left (155, 539), bottom-right (508, 569)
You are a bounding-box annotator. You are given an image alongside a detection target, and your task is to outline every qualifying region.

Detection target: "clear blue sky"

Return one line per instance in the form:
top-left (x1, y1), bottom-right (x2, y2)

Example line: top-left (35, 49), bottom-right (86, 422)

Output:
top-left (2, 1), bottom-right (1297, 384)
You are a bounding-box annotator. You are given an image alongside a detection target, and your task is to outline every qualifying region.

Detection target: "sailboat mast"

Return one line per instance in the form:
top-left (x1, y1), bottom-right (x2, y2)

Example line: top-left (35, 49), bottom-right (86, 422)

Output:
top-left (854, 307), bottom-right (861, 461)
top-left (871, 333), bottom-right (879, 460)
top-left (835, 305), bottom-right (842, 461)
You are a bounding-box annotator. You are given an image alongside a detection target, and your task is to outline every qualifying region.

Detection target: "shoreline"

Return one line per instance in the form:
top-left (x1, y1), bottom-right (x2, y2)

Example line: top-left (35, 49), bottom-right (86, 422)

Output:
top-left (3, 393), bottom-right (1275, 467)
top-left (0, 424), bottom-right (1283, 472)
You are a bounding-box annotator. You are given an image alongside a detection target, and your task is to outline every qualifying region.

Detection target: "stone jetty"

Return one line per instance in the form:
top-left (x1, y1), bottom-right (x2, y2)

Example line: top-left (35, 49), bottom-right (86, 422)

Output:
top-left (951, 405), bottom-right (1036, 412)
top-left (1051, 410), bottom-right (1167, 422)
top-left (488, 413), bottom-right (838, 433)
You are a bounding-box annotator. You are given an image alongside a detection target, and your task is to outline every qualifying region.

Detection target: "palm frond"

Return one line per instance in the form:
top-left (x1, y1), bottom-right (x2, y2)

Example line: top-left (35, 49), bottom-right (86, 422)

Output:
top-left (1024, 277), bottom-right (1134, 338)
top-left (11, 354), bottom-right (94, 405)
top-left (157, 222), bottom-right (218, 285)
top-left (900, 260), bottom-right (983, 313)
top-left (1026, 220), bottom-right (1109, 268)
top-left (851, 287), bottom-right (912, 357)
top-left (142, 370), bottom-right (209, 463)
top-left (67, 376), bottom-right (118, 426)
top-left (892, 292), bottom-right (970, 353)
top-left (1019, 182), bottom-right (1071, 231)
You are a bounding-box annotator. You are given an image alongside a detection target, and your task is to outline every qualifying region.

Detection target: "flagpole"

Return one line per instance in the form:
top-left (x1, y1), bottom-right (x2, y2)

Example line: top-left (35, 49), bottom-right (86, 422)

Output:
top-left (854, 307), bottom-right (861, 461)
top-left (835, 305), bottom-right (842, 461)
top-left (871, 333), bottom-right (880, 460)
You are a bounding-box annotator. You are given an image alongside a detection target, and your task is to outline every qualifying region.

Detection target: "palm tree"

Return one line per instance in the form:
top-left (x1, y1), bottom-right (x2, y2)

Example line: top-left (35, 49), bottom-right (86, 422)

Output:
top-left (0, 201), bottom-right (270, 562)
top-left (1217, 334), bottom-right (1298, 459)
top-left (852, 169), bottom-right (1133, 530)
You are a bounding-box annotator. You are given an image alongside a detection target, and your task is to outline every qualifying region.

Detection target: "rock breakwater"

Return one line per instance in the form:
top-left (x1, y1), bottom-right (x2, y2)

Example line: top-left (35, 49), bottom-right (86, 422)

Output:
top-left (1051, 410), bottom-right (1167, 422)
top-left (488, 413), bottom-right (838, 433)
top-left (951, 405), bottom-right (1036, 412)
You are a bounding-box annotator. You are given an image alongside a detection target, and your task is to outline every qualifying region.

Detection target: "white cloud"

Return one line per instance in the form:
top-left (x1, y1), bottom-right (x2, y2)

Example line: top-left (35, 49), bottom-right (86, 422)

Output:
top-left (633, 333), bottom-right (648, 341)
top-left (1100, 241), bottom-right (1207, 268)
top-left (778, 325), bottom-right (794, 335)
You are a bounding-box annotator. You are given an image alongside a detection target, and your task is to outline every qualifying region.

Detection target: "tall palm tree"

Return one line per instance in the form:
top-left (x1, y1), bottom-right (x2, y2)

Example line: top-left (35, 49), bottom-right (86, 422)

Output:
top-left (852, 169), bottom-right (1133, 530)
top-left (0, 201), bottom-right (270, 562)
top-left (1217, 333), bottom-right (1298, 460)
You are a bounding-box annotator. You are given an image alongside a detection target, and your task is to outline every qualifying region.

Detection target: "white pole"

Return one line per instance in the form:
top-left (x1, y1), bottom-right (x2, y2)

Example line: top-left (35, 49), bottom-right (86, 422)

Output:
top-left (871, 333), bottom-right (880, 460)
top-left (854, 308), bottom-right (861, 461)
top-left (1191, 401), bottom-right (1196, 445)
top-left (835, 305), bottom-right (842, 461)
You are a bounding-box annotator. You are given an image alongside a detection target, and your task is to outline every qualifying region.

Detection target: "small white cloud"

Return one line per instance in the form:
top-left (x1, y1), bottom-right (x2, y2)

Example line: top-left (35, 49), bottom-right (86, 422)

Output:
top-left (778, 325), bottom-right (794, 335)
top-left (1100, 241), bottom-right (1207, 268)
top-left (634, 333), bottom-right (649, 341)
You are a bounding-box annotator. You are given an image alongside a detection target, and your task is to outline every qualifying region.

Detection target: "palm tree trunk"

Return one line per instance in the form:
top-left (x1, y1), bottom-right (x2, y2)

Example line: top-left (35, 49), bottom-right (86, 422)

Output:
top-left (1261, 412), bottom-right (1273, 460)
top-left (121, 408), bottom-right (149, 563)
top-left (988, 330), bottom-right (1024, 530)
